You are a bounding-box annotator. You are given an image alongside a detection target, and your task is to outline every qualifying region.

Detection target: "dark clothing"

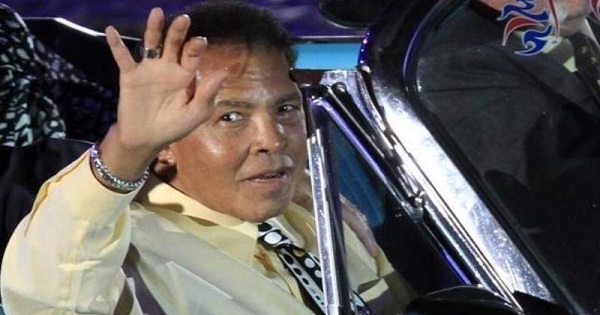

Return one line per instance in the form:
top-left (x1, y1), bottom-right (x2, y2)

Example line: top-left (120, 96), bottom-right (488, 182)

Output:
top-left (418, 2), bottom-right (600, 186)
top-left (416, 2), bottom-right (600, 313)
top-left (0, 4), bottom-right (117, 146)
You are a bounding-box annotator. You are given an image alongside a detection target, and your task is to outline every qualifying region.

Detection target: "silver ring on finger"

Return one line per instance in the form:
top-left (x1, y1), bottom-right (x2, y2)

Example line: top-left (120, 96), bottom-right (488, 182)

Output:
top-left (142, 46), bottom-right (162, 59)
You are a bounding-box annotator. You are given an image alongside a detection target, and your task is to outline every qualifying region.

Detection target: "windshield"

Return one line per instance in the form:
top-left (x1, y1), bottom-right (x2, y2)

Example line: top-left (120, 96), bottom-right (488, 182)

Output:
top-left (415, 0), bottom-right (600, 313)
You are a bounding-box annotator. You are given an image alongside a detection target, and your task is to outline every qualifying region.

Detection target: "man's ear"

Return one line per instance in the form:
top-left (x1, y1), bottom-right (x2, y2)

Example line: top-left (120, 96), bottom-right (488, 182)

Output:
top-left (153, 146), bottom-right (177, 182)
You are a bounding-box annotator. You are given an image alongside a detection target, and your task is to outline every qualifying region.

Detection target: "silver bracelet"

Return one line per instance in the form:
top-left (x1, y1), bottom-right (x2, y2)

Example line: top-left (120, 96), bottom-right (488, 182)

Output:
top-left (89, 143), bottom-right (149, 192)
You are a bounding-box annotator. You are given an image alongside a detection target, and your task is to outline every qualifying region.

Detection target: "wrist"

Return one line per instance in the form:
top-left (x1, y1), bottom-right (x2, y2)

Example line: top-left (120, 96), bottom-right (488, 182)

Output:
top-left (100, 124), bottom-right (162, 175)
top-left (89, 142), bottom-right (149, 193)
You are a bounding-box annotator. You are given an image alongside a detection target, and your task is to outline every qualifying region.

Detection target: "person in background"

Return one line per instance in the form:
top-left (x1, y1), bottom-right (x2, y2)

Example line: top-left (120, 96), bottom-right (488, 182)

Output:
top-left (417, 0), bottom-right (600, 312)
top-left (0, 1), bottom-right (414, 314)
top-left (418, 0), bottom-right (600, 186)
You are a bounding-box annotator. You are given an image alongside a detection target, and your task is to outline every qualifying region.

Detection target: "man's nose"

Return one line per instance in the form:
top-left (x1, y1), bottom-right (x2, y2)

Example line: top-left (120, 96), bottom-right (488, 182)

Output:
top-left (251, 117), bottom-right (287, 154)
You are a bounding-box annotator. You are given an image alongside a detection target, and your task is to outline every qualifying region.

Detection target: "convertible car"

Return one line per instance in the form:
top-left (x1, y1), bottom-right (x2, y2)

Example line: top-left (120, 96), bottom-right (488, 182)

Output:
top-left (0, 0), bottom-right (598, 314)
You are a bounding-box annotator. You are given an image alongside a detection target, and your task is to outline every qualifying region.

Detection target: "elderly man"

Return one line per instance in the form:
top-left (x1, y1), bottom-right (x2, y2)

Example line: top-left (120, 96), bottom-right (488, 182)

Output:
top-left (0, 1), bottom-right (413, 314)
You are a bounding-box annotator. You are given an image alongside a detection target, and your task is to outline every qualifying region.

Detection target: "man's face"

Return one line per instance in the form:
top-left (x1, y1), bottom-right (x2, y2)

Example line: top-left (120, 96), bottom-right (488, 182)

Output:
top-left (166, 45), bottom-right (306, 222)
top-left (550, 0), bottom-right (591, 35)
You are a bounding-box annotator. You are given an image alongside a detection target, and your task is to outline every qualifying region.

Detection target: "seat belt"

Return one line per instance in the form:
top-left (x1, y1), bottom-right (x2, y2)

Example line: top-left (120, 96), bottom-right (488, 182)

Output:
top-left (119, 245), bottom-right (167, 315)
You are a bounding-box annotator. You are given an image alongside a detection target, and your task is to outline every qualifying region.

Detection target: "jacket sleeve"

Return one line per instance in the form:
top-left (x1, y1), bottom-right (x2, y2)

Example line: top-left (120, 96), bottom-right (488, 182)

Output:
top-left (0, 152), bottom-right (142, 314)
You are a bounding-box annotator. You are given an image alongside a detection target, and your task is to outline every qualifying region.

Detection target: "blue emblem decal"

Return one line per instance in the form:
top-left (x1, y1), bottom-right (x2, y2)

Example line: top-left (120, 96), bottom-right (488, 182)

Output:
top-left (499, 0), bottom-right (559, 56)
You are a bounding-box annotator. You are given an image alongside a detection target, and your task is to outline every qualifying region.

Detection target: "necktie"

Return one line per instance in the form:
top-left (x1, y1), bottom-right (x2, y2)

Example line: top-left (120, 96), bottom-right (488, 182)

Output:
top-left (568, 32), bottom-right (600, 98)
top-left (258, 222), bottom-right (371, 315)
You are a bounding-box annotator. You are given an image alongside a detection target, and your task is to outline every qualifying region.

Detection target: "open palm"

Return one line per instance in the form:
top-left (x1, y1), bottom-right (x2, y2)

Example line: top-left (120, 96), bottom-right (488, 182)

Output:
top-left (106, 8), bottom-right (228, 151)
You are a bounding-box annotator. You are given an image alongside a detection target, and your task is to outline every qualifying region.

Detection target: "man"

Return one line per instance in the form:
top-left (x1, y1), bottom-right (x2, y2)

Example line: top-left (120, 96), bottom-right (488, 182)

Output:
top-left (417, 0), bottom-right (600, 312)
top-left (418, 0), bottom-right (600, 186)
top-left (0, 1), bottom-right (413, 314)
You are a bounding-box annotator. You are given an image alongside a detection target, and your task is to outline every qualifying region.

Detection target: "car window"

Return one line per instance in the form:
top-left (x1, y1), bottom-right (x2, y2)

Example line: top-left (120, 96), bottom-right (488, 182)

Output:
top-left (314, 97), bottom-right (469, 295)
top-left (415, 0), bottom-right (600, 313)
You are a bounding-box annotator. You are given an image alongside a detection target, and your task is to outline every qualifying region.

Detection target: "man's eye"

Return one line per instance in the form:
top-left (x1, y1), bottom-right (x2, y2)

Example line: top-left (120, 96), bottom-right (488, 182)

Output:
top-left (220, 112), bottom-right (243, 122)
top-left (278, 104), bottom-right (300, 113)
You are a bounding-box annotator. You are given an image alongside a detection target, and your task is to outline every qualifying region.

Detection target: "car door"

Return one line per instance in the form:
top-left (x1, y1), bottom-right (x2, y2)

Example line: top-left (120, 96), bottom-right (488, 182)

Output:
top-left (304, 0), bottom-right (598, 314)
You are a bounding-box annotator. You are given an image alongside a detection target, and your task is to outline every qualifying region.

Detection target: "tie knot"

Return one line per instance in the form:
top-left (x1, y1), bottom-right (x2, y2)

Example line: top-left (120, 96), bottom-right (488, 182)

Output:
top-left (258, 222), bottom-right (293, 248)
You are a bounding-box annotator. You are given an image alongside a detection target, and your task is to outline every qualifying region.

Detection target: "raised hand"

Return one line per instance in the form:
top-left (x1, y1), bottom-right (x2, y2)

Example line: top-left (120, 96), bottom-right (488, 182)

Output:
top-left (98, 8), bottom-right (228, 182)
top-left (339, 195), bottom-right (381, 258)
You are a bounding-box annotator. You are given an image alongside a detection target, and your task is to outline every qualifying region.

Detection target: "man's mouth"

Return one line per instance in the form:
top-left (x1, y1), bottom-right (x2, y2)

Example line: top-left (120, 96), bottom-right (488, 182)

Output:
top-left (249, 169), bottom-right (288, 181)
top-left (255, 171), bottom-right (285, 180)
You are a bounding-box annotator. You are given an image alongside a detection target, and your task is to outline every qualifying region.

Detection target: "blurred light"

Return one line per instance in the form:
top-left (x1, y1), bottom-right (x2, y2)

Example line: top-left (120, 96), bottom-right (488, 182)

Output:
top-left (294, 42), bottom-right (361, 69)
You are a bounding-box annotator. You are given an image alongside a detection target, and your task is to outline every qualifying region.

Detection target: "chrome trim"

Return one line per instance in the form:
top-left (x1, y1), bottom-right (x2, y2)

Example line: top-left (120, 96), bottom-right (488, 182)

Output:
top-left (308, 129), bottom-right (346, 315)
top-left (306, 97), bottom-right (358, 315)
top-left (312, 83), bottom-right (419, 220)
top-left (319, 69), bottom-right (553, 306)
top-left (369, 72), bottom-right (553, 301)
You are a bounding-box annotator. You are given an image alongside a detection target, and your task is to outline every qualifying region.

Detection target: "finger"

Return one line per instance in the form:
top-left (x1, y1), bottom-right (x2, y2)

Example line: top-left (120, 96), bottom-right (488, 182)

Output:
top-left (362, 229), bottom-right (381, 258)
top-left (346, 212), bottom-right (381, 258)
top-left (105, 26), bottom-right (136, 72)
top-left (162, 14), bottom-right (191, 62)
top-left (180, 36), bottom-right (208, 72)
top-left (341, 197), bottom-right (381, 257)
top-left (191, 68), bottom-right (229, 106)
top-left (143, 8), bottom-right (164, 51)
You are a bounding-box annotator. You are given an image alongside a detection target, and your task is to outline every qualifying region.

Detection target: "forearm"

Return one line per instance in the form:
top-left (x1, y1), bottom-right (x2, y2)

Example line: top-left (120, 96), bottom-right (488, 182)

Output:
top-left (0, 152), bottom-right (137, 314)
top-left (95, 124), bottom-right (162, 186)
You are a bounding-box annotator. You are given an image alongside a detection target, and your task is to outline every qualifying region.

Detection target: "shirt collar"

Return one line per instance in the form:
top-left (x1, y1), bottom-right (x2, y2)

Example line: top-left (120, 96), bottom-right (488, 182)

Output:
top-left (136, 173), bottom-right (308, 264)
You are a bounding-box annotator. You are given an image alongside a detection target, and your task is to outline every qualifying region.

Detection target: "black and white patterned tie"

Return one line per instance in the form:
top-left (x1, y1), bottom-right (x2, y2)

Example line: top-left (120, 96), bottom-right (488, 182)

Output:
top-left (258, 222), bottom-right (371, 315)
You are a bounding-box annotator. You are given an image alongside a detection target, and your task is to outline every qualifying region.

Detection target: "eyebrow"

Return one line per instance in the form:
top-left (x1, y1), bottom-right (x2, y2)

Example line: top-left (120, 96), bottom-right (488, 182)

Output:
top-left (214, 99), bottom-right (253, 109)
top-left (215, 92), bottom-right (301, 109)
top-left (275, 92), bottom-right (302, 104)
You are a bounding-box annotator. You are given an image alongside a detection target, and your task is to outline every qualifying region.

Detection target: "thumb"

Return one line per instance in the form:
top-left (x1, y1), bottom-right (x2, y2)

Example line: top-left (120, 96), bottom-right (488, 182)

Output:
top-left (193, 67), bottom-right (229, 106)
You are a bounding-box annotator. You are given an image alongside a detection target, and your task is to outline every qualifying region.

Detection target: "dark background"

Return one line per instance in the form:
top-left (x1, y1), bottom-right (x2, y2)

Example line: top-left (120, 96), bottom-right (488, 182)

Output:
top-left (2, 0), bottom-right (369, 38)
